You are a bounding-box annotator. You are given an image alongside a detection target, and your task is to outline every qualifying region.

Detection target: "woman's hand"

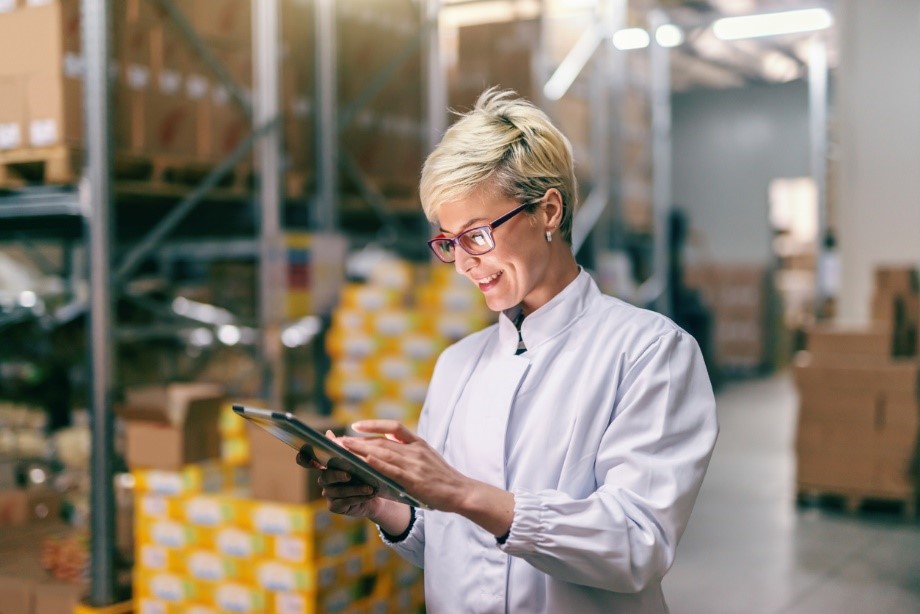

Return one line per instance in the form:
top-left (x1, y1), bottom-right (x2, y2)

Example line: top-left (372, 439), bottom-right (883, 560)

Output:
top-left (339, 420), bottom-right (475, 514)
top-left (296, 431), bottom-right (383, 519)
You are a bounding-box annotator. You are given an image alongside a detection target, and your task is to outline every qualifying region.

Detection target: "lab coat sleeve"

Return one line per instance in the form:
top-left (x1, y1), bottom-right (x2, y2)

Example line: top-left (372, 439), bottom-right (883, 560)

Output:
top-left (499, 329), bottom-right (718, 593)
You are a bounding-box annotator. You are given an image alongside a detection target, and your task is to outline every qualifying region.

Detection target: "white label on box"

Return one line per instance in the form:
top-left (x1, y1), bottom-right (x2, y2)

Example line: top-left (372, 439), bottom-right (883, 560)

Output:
top-left (152, 521), bottom-right (185, 548)
top-left (276, 592), bottom-right (305, 614)
top-left (159, 70), bottom-right (181, 95)
top-left (216, 584), bottom-right (254, 612)
top-left (376, 313), bottom-right (410, 335)
top-left (380, 358), bottom-right (411, 379)
top-left (29, 119), bottom-right (58, 147)
top-left (138, 599), bottom-right (168, 614)
top-left (140, 494), bottom-right (168, 517)
top-left (342, 378), bottom-right (375, 401)
top-left (274, 536), bottom-right (306, 563)
top-left (140, 545), bottom-right (168, 570)
top-left (127, 64), bottom-right (150, 90)
top-left (189, 551), bottom-right (224, 580)
top-left (146, 472), bottom-right (183, 495)
top-left (186, 496), bottom-right (221, 525)
top-left (343, 335), bottom-right (375, 357)
top-left (253, 505), bottom-right (291, 534)
top-left (257, 561), bottom-right (296, 591)
top-left (0, 123), bottom-right (21, 150)
top-left (150, 573), bottom-right (184, 601)
top-left (186, 74), bottom-right (209, 100)
top-left (217, 527), bottom-right (253, 557)
top-left (63, 52), bottom-right (85, 79)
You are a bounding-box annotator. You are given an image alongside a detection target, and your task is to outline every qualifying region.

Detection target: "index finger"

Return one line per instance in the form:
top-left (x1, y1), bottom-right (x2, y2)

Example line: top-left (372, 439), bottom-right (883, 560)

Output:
top-left (350, 420), bottom-right (418, 443)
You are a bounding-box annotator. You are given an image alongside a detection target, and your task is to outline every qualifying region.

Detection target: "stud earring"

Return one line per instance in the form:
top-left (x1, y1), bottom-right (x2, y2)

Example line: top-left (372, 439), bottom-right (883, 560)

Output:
top-left (545, 230), bottom-right (553, 242)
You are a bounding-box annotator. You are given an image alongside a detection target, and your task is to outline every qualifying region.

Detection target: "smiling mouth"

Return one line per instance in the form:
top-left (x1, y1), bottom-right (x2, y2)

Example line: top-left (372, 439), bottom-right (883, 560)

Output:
top-left (476, 270), bottom-right (503, 289)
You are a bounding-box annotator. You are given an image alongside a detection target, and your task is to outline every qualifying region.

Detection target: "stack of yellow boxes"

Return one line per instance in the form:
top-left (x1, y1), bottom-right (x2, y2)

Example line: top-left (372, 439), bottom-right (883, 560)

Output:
top-left (132, 463), bottom-right (416, 613)
top-left (326, 259), bottom-right (493, 428)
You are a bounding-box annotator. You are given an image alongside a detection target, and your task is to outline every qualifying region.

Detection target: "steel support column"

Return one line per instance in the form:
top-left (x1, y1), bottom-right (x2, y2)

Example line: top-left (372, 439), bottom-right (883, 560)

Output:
top-left (646, 9), bottom-right (672, 316)
top-left (314, 0), bottom-right (338, 231)
top-left (808, 37), bottom-right (829, 319)
top-left (82, 0), bottom-right (116, 605)
top-left (253, 0), bottom-right (284, 409)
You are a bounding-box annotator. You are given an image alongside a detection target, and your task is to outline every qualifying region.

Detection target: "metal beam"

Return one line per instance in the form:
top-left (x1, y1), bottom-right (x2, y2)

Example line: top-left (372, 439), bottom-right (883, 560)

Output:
top-left (253, 0), bottom-right (285, 410)
top-left (639, 9), bottom-right (672, 316)
top-left (82, 0), bottom-right (116, 605)
top-left (314, 0), bottom-right (338, 230)
top-left (424, 0), bottom-right (447, 153)
top-left (809, 36), bottom-right (829, 319)
top-left (113, 118), bottom-right (278, 285)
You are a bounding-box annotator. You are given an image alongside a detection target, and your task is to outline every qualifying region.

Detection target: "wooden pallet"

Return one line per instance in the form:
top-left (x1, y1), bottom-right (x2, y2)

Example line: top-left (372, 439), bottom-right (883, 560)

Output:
top-left (0, 146), bottom-right (250, 192)
top-left (796, 484), bottom-right (918, 520)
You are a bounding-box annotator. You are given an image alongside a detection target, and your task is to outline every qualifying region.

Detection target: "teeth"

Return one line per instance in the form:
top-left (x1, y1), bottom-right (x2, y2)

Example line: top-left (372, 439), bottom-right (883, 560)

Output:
top-left (479, 271), bottom-right (501, 284)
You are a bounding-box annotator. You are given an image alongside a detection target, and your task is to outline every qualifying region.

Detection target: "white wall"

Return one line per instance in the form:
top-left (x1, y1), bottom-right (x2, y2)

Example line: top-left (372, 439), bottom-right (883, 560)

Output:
top-left (836, 0), bottom-right (920, 322)
top-left (672, 81), bottom-right (811, 266)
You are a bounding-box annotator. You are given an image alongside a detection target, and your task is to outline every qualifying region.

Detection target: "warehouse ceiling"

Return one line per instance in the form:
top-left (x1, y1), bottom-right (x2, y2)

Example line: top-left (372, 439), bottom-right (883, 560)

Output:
top-left (662, 0), bottom-right (837, 91)
top-left (441, 0), bottom-right (837, 92)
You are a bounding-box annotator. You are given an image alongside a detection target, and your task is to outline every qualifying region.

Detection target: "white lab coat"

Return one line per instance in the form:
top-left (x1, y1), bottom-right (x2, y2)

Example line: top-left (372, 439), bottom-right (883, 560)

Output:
top-left (384, 270), bottom-right (718, 613)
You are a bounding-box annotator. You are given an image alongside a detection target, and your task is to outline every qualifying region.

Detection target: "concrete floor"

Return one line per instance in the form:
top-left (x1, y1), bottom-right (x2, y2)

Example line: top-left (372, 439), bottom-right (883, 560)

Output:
top-left (663, 373), bottom-right (920, 614)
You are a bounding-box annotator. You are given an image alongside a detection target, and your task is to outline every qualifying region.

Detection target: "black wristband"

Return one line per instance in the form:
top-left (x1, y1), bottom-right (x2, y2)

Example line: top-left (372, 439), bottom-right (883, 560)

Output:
top-left (381, 506), bottom-right (416, 543)
top-left (496, 528), bottom-right (511, 545)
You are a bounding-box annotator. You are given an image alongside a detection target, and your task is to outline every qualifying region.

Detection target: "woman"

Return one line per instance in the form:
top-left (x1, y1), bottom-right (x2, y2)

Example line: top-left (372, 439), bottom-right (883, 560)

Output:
top-left (300, 89), bottom-right (718, 613)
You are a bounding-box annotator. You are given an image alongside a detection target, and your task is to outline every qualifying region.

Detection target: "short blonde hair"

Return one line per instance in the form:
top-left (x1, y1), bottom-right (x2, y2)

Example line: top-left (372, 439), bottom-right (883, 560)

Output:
top-left (420, 88), bottom-right (578, 243)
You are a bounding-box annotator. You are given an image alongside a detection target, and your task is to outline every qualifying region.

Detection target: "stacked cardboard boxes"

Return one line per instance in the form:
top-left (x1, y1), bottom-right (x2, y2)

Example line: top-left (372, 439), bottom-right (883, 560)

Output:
top-left (685, 264), bottom-right (770, 374)
top-left (794, 265), bottom-right (920, 511)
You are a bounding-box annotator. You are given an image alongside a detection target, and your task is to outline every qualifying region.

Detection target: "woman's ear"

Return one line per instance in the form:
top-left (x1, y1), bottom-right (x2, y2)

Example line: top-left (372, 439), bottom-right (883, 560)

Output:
top-left (542, 188), bottom-right (565, 230)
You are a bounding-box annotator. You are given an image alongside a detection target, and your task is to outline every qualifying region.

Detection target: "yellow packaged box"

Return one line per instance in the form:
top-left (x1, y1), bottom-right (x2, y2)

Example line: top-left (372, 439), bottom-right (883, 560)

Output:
top-left (134, 570), bottom-right (203, 604)
top-left (184, 549), bottom-right (251, 583)
top-left (136, 518), bottom-right (214, 551)
top-left (177, 493), bottom-right (245, 528)
top-left (213, 526), bottom-right (268, 560)
top-left (209, 581), bottom-right (268, 613)
top-left (136, 544), bottom-right (185, 574)
top-left (132, 462), bottom-right (226, 496)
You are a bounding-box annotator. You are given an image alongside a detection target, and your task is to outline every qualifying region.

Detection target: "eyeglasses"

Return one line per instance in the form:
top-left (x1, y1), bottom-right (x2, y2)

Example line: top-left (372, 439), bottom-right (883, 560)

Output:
top-left (427, 200), bottom-right (537, 263)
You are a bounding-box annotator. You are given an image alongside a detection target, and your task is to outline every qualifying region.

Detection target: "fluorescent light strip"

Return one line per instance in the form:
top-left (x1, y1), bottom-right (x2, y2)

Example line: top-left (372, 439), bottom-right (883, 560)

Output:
top-left (713, 8), bottom-right (833, 41)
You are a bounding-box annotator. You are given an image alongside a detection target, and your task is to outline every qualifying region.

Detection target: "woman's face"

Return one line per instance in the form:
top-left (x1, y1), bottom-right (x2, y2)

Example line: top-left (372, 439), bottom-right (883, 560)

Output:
top-left (436, 188), bottom-right (566, 314)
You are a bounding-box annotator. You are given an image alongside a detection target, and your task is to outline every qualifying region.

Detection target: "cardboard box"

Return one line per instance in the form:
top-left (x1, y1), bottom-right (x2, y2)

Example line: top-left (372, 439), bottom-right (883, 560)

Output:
top-left (119, 383), bottom-right (224, 471)
top-left (0, 488), bottom-right (28, 526)
top-left (0, 75), bottom-right (25, 151)
top-left (0, 1), bottom-right (83, 149)
top-left (248, 416), bottom-right (345, 504)
top-left (793, 354), bottom-right (920, 393)
top-left (33, 581), bottom-right (83, 614)
top-left (796, 452), bottom-right (915, 497)
top-left (806, 324), bottom-right (893, 358)
top-left (874, 266), bottom-right (919, 294)
top-left (0, 576), bottom-right (34, 614)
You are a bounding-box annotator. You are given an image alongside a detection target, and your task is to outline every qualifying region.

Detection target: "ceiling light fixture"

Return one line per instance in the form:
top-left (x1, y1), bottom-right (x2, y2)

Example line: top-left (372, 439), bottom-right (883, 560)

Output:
top-left (656, 24), bottom-right (684, 48)
top-left (713, 8), bottom-right (833, 41)
top-left (613, 27), bottom-right (650, 51)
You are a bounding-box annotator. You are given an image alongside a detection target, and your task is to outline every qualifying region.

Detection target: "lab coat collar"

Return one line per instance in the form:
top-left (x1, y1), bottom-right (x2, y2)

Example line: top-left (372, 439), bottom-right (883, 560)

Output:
top-left (499, 268), bottom-right (596, 355)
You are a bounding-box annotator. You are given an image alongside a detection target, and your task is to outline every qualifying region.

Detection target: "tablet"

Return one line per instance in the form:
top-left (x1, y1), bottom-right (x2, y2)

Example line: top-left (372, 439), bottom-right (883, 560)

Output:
top-left (232, 405), bottom-right (426, 509)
